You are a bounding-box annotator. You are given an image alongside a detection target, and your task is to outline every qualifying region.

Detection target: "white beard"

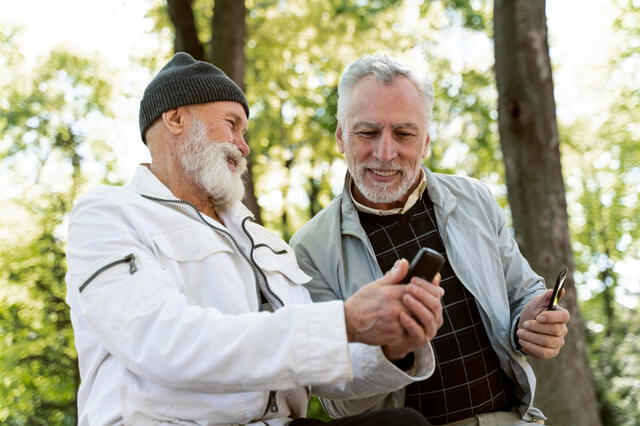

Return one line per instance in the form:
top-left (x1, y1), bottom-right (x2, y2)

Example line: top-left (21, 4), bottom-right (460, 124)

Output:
top-left (347, 156), bottom-right (419, 205)
top-left (178, 119), bottom-right (247, 212)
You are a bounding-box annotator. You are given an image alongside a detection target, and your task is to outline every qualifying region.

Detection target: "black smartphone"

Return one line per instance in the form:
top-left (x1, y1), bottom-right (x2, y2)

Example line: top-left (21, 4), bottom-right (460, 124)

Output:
top-left (547, 267), bottom-right (568, 310)
top-left (404, 247), bottom-right (446, 282)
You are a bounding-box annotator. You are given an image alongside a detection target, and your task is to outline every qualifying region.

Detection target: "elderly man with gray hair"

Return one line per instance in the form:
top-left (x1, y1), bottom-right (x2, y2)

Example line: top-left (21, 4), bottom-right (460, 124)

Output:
top-left (290, 54), bottom-right (571, 425)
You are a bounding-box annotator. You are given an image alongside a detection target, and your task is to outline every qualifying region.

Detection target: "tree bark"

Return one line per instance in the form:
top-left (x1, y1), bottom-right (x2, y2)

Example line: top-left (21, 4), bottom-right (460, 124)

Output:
top-left (493, 1), bottom-right (602, 425)
top-left (167, 0), bottom-right (206, 60)
top-left (211, 0), bottom-right (262, 224)
top-left (166, 0), bottom-right (262, 223)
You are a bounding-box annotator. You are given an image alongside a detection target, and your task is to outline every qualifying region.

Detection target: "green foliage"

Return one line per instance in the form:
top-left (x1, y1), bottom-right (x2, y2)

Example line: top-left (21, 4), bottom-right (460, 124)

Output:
top-left (307, 395), bottom-right (332, 421)
top-left (0, 27), bottom-right (115, 423)
top-left (0, 196), bottom-right (78, 425)
top-left (422, 0), bottom-right (492, 32)
top-left (562, 1), bottom-right (640, 424)
top-left (582, 300), bottom-right (640, 426)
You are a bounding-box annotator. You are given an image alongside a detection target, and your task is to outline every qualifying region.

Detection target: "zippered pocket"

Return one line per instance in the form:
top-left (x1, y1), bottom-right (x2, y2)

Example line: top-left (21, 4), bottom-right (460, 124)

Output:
top-left (79, 253), bottom-right (137, 293)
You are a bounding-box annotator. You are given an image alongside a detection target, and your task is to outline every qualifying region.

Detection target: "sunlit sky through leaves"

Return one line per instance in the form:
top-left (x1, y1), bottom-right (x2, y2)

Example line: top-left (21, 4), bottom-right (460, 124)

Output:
top-left (2, 0), bottom-right (636, 306)
top-left (2, 0), bottom-right (620, 175)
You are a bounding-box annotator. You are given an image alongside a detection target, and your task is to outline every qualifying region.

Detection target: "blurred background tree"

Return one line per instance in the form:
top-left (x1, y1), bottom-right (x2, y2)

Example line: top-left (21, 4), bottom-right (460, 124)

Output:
top-left (0, 28), bottom-right (117, 423)
top-left (0, 0), bottom-right (638, 424)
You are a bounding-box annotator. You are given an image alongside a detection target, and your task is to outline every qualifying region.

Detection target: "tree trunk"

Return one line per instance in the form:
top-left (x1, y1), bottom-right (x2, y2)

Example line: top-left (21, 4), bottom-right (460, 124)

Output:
top-left (493, 1), bottom-right (602, 425)
top-left (210, 0), bottom-right (262, 224)
top-left (167, 0), bottom-right (206, 60)
top-left (166, 0), bottom-right (262, 223)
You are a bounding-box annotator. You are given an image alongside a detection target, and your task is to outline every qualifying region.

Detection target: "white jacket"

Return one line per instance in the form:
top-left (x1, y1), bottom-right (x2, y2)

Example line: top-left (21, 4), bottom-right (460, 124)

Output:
top-left (65, 165), bottom-right (435, 425)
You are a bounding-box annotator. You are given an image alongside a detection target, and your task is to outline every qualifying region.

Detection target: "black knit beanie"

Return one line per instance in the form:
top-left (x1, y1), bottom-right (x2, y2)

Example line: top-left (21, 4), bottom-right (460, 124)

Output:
top-left (139, 52), bottom-right (249, 143)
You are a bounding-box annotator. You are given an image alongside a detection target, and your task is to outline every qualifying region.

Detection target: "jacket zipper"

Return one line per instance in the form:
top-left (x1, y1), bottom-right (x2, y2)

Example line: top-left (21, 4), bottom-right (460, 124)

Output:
top-left (139, 194), bottom-right (281, 310)
top-left (141, 196), bottom-right (284, 420)
top-left (261, 390), bottom-right (278, 417)
top-left (242, 217), bottom-right (284, 309)
top-left (79, 253), bottom-right (137, 293)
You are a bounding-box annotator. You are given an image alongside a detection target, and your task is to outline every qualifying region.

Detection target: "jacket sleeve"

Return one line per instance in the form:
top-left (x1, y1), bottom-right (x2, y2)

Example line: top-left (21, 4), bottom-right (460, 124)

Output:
top-left (292, 236), bottom-right (435, 417)
top-left (481, 185), bottom-right (546, 350)
top-left (311, 342), bottom-right (434, 416)
top-left (66, 191), bottom-right (354, 393)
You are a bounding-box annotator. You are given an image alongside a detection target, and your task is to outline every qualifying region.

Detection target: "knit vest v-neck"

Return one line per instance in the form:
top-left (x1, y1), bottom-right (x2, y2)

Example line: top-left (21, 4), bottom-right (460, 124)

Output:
top-left (358, 194), bottom-right (517, 425)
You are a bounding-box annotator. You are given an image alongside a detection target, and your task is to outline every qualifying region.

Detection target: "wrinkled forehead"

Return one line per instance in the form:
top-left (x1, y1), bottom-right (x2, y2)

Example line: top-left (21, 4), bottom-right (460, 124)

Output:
top-left (342, 77), bottom-right (427, 128)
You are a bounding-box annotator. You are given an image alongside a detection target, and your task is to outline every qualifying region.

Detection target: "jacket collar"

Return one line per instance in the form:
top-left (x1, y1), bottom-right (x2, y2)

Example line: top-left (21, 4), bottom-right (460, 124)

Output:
top-left (339, 166), bottom-right (458, 235)
top-left (423, 166), bottom-right (457, 217)
top-left (129, 164), bottom-right (254, 224)
top-left (129, 164), bottom-right (176, 200)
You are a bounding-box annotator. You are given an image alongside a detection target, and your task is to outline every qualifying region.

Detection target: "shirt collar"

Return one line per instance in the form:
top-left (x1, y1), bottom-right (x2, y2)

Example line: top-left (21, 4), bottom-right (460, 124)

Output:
top-left (348, 168), bottom-right (427, 216)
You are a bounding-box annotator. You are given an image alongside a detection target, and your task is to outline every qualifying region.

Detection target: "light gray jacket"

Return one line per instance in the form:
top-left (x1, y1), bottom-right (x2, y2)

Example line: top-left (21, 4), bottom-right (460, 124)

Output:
top-left (290, 167), bottom-right (547, 423)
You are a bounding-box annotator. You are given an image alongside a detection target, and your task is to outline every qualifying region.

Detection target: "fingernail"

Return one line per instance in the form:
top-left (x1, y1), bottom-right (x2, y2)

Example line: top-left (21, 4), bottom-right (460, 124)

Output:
top-left (391, 259), bottom-right (401, 273)
top-left (538, 315), bottom-right (546, 323)
top-left (523, 321), bottom-right (530, 329)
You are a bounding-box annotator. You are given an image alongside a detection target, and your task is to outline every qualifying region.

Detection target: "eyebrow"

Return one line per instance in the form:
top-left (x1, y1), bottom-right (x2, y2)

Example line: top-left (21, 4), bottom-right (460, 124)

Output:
top-left (352, 121), bottom-right (418, 131)
top-left (352, 121), bottom-right (383, 130)
top-left (391, 122), bottom-right (419, 131)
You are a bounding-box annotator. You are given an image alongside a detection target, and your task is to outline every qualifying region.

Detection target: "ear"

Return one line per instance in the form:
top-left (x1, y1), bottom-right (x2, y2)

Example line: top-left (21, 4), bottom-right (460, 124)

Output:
top-left (421, 133), bottom-right (431, 158)
top-left (161, 108), bottom-right (186, 137)
top-left (336, 125), bottom-right (345, 154)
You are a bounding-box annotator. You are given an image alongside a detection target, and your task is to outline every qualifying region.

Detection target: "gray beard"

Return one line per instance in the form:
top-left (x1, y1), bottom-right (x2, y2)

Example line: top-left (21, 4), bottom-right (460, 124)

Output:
top-left (178, 119), bottom-right (247, 212)
top-left (348, 159), bottom-right (418, 205)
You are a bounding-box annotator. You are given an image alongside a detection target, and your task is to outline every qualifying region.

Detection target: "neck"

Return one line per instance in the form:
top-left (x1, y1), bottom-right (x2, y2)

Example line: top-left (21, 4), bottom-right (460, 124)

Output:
top-left (147, 163), bottom-right (223, 225)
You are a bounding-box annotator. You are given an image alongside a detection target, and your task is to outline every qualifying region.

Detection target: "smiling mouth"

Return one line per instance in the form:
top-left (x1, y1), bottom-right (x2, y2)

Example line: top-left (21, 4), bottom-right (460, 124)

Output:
top-left (368, 169), bottom-right (399, 177)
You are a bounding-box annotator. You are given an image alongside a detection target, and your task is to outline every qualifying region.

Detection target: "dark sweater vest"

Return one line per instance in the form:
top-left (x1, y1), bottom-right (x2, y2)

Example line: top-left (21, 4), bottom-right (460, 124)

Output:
top-left (358, 194), bottom-right (517, 425)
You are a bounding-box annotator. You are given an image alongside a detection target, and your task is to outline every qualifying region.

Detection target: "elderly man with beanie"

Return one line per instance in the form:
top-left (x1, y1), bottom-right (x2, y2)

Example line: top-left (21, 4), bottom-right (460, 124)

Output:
top-left (65, 52), bottom-right (446, 425)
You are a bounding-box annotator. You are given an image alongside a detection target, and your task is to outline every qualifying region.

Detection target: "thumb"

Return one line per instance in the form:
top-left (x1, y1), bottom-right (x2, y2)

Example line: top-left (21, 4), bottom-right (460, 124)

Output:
top-left (377, 259), bottom-right (409, 286)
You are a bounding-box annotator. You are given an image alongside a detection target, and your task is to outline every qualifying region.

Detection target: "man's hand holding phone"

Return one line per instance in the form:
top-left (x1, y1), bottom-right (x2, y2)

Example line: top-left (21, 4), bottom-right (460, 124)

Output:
top-left (516, 268), bottom-right (571, 359)
top-left (382, 248), bottom-right (446, 361)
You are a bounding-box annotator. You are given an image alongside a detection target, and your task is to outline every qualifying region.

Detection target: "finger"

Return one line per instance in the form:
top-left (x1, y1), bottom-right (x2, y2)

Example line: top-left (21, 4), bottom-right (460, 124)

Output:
top-left (520, 320), bottom-right (568, 337)
top-left (378, 259), bottom-right (409, 285)
top-left (540, 289), bottom-right (554, 305)
top-left (517, 328), bottom-right (565, 350)
top-left (402, 294), bottom-right (439, 339)
top-left (537, 308), bottom-right (571, 324)
top-left (410, 273), bottom-right (442, 288)
top-left (407, 283), bottom-right (444, 314)
top-left (399, 311), bottom-right (427, 346)
top-left (518, 339), bottom-right (560, 360)
top-left (432, 273), bottom-right (441, 286)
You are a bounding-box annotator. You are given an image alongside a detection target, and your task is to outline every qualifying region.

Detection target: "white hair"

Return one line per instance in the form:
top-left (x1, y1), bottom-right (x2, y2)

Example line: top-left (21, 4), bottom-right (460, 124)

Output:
top-left (336, 53), bottom-right (434, 125)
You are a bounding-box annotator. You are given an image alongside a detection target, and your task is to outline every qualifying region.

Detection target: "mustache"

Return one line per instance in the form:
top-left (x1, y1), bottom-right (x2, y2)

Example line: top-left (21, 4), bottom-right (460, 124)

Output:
top-left (218, 142), bottom-right (247, 173)
top-left (359, 160), bottom-right (404, 171)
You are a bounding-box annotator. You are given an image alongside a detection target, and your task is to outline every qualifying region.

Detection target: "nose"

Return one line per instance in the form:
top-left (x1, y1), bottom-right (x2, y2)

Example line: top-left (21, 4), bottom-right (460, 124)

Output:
top-left (373, 132), bottom-right (397, 163)
top-left (235, 133), bottom-right (250, 157)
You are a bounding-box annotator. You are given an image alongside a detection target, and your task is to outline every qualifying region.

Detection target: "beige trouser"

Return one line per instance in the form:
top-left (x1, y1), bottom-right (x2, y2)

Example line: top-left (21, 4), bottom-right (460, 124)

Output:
top-left (443, 410), bottom-right (545, 426)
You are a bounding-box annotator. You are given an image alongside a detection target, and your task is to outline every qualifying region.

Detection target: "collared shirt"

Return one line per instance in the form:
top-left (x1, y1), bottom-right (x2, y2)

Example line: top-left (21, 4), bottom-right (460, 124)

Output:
top-left (349, 168), bottom-right (427, 216)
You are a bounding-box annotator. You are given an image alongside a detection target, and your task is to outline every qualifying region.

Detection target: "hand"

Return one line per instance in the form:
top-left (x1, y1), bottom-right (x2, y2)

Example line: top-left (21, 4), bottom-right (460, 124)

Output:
top-left (382, 273), bottom-right (444, 361)
top-left (517, 289), bottom-right (570, 359)
top-left (344, 259), bottom-right (411, 346)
